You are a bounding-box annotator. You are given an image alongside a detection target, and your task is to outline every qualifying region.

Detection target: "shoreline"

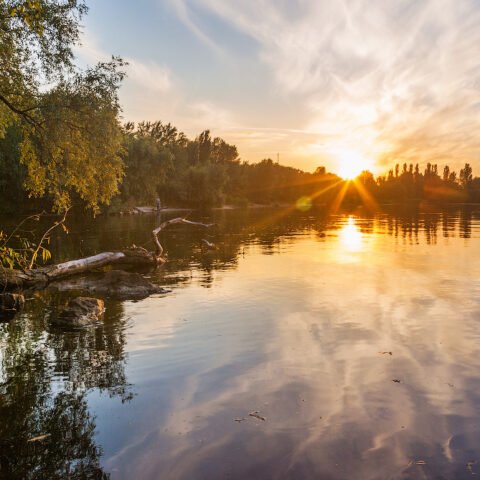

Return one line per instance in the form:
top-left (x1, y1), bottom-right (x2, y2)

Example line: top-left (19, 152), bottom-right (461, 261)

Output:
top-left (115, 204), bottom-right (288, 215)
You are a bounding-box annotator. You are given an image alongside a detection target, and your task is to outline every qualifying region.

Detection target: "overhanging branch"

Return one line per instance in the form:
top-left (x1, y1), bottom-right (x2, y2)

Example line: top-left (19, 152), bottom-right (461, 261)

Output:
top-left (0, 93), bottom-right (43, 129)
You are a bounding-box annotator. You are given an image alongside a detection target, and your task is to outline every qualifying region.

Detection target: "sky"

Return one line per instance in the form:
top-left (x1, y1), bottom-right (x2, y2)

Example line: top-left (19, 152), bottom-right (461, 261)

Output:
top-left (77, 0), bottom-right (480, 175)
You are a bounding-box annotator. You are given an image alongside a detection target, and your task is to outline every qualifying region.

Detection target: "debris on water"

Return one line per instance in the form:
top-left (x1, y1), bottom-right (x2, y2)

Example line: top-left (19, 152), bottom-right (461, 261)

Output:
top-left (201, 238), bottom-right (217, 250)
top-left (392, 379), bottom-right (401, 383)
top-left (27, 434), bottom-right (51, 443)
top-left (379, 351), bottom-right (393, 355)
top-left (407, 459), bottom-right (427, 467)
top-left (249, 411), bottom-right (266, 421)
top-left (467, 461), bottom-right (477, 474)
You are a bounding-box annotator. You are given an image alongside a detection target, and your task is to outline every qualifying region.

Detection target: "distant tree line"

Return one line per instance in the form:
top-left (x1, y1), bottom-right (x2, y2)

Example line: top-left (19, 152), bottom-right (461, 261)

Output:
top-left (65, 130), bottom-right (480, 210)
top-left (117, 121), bottom-right (341, 210)
top-left (2, 114), bottom-right (480, 213)
top-left (353, 162), bottom-right (480, 205)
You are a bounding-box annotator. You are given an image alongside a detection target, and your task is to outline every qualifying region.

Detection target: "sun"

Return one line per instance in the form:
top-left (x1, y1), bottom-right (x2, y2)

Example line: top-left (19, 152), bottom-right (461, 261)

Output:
top-left (336, 148), bottom-right (374, 180)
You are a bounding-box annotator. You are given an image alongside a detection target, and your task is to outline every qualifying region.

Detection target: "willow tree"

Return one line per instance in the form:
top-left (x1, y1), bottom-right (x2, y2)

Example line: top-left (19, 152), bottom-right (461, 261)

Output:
top-left (0, 0), bottom-right (125, 212)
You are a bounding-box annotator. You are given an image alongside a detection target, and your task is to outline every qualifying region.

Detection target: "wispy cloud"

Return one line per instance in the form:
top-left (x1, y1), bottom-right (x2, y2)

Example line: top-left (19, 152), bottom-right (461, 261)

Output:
top-left (76, 34), bottom-right (172, 93)
top-left (165, 0), bottom-right (224, 55)
top-left (188, 101), bottom-right (235, 130)
top-left (172, 0), bottom-right (480, 172)
top-left (126, 59), bottom-right (172, 93)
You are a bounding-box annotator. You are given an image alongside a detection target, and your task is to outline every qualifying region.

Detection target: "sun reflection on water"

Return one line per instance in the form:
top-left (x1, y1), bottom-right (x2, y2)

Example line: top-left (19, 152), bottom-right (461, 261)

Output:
top-left (339, 217), bottom-right (363, 252)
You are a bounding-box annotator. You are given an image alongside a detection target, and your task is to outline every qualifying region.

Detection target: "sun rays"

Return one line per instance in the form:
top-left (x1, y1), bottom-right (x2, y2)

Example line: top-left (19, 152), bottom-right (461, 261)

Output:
top-left (246, 173), bottom-right (381, 236)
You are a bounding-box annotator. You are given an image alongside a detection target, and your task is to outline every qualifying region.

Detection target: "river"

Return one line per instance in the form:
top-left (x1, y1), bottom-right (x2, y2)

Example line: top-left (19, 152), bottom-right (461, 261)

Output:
top-left (1, 206), bottom-right (480, 479)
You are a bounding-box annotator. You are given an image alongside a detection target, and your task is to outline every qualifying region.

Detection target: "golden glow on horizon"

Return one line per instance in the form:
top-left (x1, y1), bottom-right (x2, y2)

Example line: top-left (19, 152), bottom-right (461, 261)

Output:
top-left (335, 148), bottom-right (375, 180)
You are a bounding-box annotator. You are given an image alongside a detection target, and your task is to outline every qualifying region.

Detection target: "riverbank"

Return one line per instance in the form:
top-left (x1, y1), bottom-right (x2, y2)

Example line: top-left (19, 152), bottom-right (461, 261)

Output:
top-left (114, 203), bottom-right (289, 216)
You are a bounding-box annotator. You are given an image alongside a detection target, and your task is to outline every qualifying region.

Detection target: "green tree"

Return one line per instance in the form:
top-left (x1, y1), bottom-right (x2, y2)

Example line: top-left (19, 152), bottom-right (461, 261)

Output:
top-left (0, 123), bottom-right (27, 212)
top-left (210, 137), bottom-right (238, 164)
top-left (197, 130), bottom-right (212, 164)
top-left (0, 1), bottom-right (125, 212)
top-left (121, 122), bottom-right (174, 204)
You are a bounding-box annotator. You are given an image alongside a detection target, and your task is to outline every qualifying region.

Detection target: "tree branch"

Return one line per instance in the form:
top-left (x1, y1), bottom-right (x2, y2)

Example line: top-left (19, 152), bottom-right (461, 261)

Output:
top-left (0, 93), bottom-right (43, 129)
top-left (2, 211), bottom-right (46, 247)
top-left (152, 217), bottom-right (215, 257)
top-left (28, 208), bottom-right (69, 270)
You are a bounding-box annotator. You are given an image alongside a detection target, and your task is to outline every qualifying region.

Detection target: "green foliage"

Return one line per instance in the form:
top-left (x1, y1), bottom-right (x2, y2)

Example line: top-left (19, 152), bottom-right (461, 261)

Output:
top-left (0, 0), bottom-right (125, 213)
top-left (1, 1), bottom-right (87, 85)
top-left (120, 121), bottom-right (175, 204)
top-left (117, 121), bottom-right (344, 209)
top-left (0, 228), bottom-right (50, 270)
top-left (0, 231), bottom-right (29, 269)
top-left (19, 59), bottom-right (126, 212)
top-left (0, 123), bottom-right (28, 212)
top-left (120, 123), bottom-right (235, 207)
top-left (182, 163), bottom-right (227, 207)
top-left (0, 209), bottom-right (71, 270)
top-left (119, 125), bottom-right (480, 210)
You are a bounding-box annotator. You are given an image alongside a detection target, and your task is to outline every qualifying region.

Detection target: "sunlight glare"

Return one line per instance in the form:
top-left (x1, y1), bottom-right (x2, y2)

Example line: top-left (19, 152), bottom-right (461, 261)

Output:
top-left (339, 217), bottom-right (363, 252)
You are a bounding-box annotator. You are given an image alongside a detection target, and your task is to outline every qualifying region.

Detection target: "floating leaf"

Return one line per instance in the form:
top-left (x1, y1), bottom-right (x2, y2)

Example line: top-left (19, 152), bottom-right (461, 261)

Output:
top-left (27, 434), bottom-right (51, 443)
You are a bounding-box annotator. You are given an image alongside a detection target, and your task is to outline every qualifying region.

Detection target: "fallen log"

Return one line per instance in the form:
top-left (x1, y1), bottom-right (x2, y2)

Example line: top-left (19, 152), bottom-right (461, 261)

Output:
top-left (0, 217), bottom-right (215, 291)
top-left (0, 248), bottom-right (155, 290)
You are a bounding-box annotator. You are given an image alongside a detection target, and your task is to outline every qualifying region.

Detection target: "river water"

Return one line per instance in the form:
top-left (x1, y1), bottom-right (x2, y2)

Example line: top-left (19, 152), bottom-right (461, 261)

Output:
top-left (1, 206), bottom-right (480, 479)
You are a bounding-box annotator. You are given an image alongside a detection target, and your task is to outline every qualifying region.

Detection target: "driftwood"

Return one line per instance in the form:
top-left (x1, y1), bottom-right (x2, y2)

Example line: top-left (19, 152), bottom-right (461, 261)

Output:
top-left (201, 238), bottom-right (217, 250)
top-left (152, 217), bottom-right (215, 256)
top-left (1, 217), bottom-right (215, 291)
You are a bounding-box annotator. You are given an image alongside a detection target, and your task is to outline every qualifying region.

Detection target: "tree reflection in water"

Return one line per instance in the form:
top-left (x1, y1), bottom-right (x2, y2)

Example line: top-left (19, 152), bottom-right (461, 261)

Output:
top-left (0, 294), bottom-right (130, 479)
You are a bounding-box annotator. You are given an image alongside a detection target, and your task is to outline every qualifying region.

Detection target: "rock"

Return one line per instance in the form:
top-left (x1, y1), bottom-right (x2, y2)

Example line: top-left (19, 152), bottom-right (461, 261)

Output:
top-left (53, 297), bottom-right (105, 328)
top-left (48, 270), bottom-right (170, 300)
top-left (0, 293), bottom-right (25, 320)
top-left (92, 270), bottom-right (168, 299)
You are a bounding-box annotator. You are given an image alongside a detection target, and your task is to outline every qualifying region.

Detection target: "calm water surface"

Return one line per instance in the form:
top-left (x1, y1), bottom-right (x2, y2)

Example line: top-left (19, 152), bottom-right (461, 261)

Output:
top-left (2, 207), bottom-right (480, 479)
